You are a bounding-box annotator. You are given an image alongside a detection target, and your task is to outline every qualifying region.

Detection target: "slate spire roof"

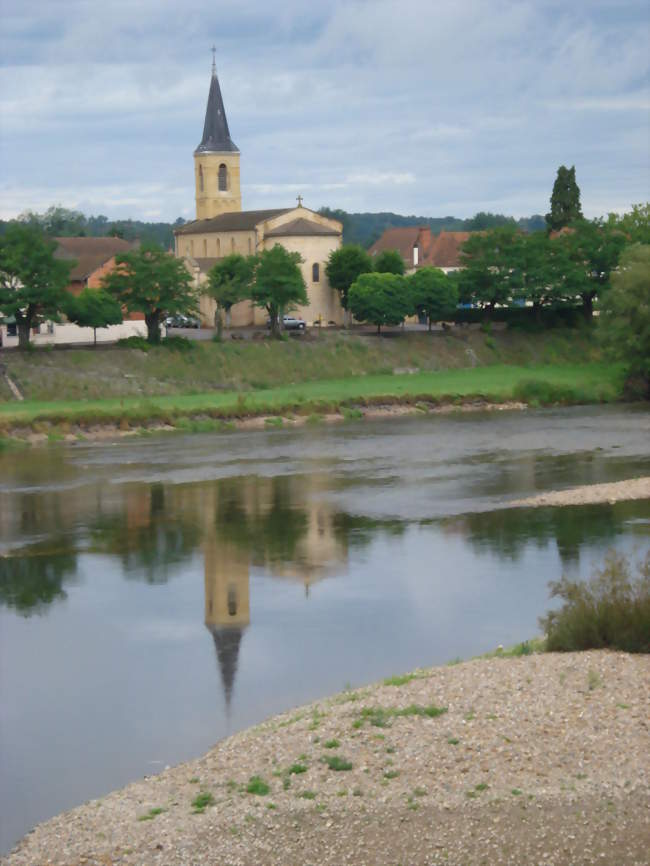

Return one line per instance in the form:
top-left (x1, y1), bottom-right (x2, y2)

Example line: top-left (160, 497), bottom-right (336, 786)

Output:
top-left (195, 58), bottom-right (238, 155)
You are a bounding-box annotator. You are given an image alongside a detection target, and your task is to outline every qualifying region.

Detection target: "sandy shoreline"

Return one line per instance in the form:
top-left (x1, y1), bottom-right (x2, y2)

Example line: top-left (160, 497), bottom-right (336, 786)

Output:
top-left (510, 476), bottom-right (650, 508)
top-left (4, 650), bottom-right (649, 866)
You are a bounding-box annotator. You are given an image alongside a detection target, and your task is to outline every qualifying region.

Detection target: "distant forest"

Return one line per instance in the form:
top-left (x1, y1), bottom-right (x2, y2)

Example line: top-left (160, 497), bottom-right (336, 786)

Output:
top-left (0, 205), bottom-right (546, 249)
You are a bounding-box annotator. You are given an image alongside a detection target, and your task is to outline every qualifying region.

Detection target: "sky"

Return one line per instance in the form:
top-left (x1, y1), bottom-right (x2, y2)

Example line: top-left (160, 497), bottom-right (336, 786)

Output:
top-left (0, 0), bottom-right (649, 223)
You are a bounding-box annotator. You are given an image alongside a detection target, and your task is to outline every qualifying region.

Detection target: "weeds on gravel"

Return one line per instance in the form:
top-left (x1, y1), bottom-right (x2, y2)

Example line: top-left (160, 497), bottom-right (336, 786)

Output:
top-left (357, 704), bottom-right (448, 728)
top-left (287, 763), bottom-right (308, 775)
top-left (246, 776), bottom-right (270, 795)
top-left (587, 670), bottom-right (602, 691)
top-left (383, 672), bottom-right (419, 686)
top-left (137, 807), bottom-right (165, 821)
top-left (323, 755), bottom-right (353, 771)
top-left (298, 790), bottom-right (316, 799)
top-left (383, 770), bottom-right (400, 779)
top-left (191, 792), bottom-right (215, 813)
top-left (447, 737), bottom-right (460, 745)
top-left (323, 739), bottom-right (340, 749)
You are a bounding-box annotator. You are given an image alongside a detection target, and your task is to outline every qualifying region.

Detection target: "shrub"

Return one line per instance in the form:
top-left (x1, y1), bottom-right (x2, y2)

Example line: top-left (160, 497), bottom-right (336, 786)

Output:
top-left (116, 335), bottom-right (150, 351)
top-left (162, 335), bottom-right (195, 351)
top-left (539, 551), bottom-right (650, 653)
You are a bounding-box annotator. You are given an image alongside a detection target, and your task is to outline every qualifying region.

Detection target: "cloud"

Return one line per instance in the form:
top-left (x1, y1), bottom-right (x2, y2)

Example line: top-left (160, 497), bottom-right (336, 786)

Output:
top-left (0, 0), bottom-right (648, 221)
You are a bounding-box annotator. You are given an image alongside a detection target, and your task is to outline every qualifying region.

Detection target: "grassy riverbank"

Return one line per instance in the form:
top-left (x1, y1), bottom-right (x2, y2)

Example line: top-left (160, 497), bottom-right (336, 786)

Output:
top-left (1, 326), bottom-right (599, 402)
top-left (0, 361), bottom-right (624, 437)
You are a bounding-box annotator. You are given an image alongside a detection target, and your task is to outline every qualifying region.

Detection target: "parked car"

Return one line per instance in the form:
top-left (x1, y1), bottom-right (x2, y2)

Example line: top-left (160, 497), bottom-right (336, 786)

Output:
top-left (266, 315), bottom-right (306, 331)
top-left (165, 314), bottom-right (200, 329)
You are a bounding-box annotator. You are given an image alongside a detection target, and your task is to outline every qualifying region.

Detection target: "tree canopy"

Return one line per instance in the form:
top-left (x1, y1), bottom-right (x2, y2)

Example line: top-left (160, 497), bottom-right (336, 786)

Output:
top-left (101, 243), bottom-right (197, 343)
top-left (206, 253), bottom-right (255, 331)
top-left (250, 244), bottom-right (307, 337)
top-left (598, 244), bottom-right (650, 397)
top-left (325, 245), bottom-right (373, 311)
top-left (348, 272), bottom-right (411, 333)
top-left (409, 267), bottom-right (458, 329)
top-left (65, 288), bottom-right (123, 345)
top-left (458, 226), bottom-right (519, 313)
top-left (373, 249), bottom-right (405, 275)
top-left (546, 165), bottom-right (583, 231)
top-left (0, 224), bottom-right (74, 347)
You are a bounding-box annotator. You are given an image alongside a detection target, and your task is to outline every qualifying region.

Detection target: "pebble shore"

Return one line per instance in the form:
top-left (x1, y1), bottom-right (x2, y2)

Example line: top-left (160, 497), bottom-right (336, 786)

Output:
top-left (4, 650), bottom-right (649, 866)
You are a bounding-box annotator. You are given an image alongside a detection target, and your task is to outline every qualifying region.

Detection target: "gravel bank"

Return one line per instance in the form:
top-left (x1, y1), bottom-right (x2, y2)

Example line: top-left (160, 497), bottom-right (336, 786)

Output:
top-left (4, 651), bottom-right (649, 866)
top-left (510, 476), bottom-right (650, 508)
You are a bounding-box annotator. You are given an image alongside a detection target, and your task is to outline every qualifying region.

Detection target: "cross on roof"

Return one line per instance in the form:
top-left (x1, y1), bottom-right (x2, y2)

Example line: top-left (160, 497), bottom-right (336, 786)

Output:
top-left (296, 194), bottom-right (303, 207)
top-left (211, 45), bottom-right (216, 75)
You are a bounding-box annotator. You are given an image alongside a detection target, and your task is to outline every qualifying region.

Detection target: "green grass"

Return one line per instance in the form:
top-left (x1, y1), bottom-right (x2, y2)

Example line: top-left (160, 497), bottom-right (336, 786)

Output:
top-left (137, 806), bottom-right (165, 821)
top-left (383, 672), bottom-right (420, 687)
top-left (357, 704), bottom-right (448, 728)
top-left (0, 361), bottom-right (623, 434)
top-left (298, 790), bottom-right (316, 800)
top-left (245, 776), bottom-right (270, 796)
top-left (191, 792), bottom-right (214, 813)
top-left (323, 739), bottom-right (340, 749)
top-left (323, 756), bottom-right (353, 771)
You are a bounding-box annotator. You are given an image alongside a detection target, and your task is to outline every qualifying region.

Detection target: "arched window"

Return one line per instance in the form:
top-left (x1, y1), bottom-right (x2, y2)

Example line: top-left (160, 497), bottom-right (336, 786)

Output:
top-left (198, 164), bottom-right (204, 192)
top-left (203, 239), bottom-right (207, 256)
top-left (218, 163), bottom-right (228, 191)
top-left (231, 237), bottom-right (235, 252)
top-left (248, 237), bottom-right (252, 254)
top-left (227, 586), bottom-right (237, 617)
top-left (189, 240), bottom-right (194, 256)
top-left (216, 238), bottom-right (221, 255)
top-left (312, 262), bottom-right (320, 282)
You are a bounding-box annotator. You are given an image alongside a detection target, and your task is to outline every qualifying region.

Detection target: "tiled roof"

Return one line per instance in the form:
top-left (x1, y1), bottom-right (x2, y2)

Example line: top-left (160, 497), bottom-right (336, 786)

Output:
top-left (368, 227), bottom-right (425, 262)
top-left (175, 209), bottom-right (291, 235)
top-left (265, 217), bottom-right (340, 238)
top-left (191, 257), bottom-right (221, 273)
top-left (423, 231), bottom-right (472, 268)
top-left (54, 237), bottom-right (134, 280)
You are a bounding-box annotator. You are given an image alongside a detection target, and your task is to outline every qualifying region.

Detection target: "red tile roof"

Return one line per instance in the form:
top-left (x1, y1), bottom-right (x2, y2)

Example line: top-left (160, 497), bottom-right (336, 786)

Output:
top-left (423, 231), bottom-right (472, 268)
top-left (54, 237), bottom-right (135, 280)
top-left (368, 226), bottom-right (432, 267)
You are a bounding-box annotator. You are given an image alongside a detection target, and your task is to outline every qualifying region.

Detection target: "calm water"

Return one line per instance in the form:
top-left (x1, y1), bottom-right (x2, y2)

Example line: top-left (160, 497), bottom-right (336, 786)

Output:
top-left (1, 405), bottom-right (649, 852)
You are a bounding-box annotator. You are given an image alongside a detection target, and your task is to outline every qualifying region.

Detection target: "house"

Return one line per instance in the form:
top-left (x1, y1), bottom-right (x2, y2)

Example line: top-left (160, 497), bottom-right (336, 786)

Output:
top-left (368, 227), bottom-right (472, 274)
top-left (174, 58), bottom-right (344, 327)
top-left (0, 236), bottom-right (147, 347)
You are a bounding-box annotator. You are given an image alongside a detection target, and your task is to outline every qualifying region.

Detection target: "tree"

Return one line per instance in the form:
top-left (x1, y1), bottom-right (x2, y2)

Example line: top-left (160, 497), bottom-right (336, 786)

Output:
top-left (325, 245), bottom-right (373, 317)
top-left (373, 249), bottom-right (405, 275)
top-left (510, 231), bottom-right (574, 317)
top-left (0, 224), bottom-right (74, 348)
top-left (206, 253), bottom-right (255, 335)
top-left (607, 203), bottom-right (650, 246)
top-left (546, 165), bottom-right (583, 231)
top-left (598, 244), bottom-right (650, 397)
top-left (348, 272), bottom-right (412, 334)
top-left (65, 288), bottom-right (123, 345)
top-left (250, 244), bottom-right (307, 338)
top-left (560, 218), bottom-right (627, 319)
top-left (101, 243), bottom-right (198, 344)
top-left (409, 267), bottom-right (458, 330)
top-left (458, 226), bottom-right (519, 317)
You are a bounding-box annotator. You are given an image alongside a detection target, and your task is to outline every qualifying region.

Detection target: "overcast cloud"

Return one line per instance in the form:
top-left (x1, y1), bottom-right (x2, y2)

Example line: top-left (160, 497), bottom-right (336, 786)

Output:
top-left (1, 0), bottom-right (648, 222)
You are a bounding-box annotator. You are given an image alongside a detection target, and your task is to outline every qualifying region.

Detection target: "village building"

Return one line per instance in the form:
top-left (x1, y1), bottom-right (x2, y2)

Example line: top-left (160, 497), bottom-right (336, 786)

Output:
top-left (368, 226), bottom-right (471, 274)
top-left (0, 236), bottom-right (146, 347)
top-left (174, 57), bottom-right (344, 327)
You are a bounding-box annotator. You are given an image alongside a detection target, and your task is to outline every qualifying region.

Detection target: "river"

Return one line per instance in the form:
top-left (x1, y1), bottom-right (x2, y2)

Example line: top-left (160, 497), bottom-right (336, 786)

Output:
top-left (1, 404), bottom-right (649, 853)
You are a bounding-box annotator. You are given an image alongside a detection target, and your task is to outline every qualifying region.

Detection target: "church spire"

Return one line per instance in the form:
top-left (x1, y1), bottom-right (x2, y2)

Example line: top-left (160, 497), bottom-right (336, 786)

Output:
top-left (195, 51), bottom-right (239, 155)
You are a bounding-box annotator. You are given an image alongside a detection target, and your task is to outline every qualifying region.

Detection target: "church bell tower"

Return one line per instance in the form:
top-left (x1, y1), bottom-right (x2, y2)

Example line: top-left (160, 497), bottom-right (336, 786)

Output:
top-left (194, 50), bottom-right (241, 220)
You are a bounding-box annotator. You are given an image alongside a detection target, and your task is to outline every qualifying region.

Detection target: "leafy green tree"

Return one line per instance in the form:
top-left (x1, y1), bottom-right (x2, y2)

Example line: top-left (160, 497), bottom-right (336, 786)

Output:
top-left (348, 272), bottom-right (412, 334)
top-left (0, 224), bottom-right (74, 348)
top-left (510, 231), bottom-right (575, 317)
top-left (251, 244), bottom-right (307, 338)
top-left (546, 165), bottom-right (583, 231)
top-left (607, 203), bottom-right (650, 246)
top-left (560, 219), bottom-right (627, 319)
top-left (325, 245), bottom-right (373, 315)
top-left (409, 267), bottom-right (458, 330)
top-left (598, 244), bottom-right (650, 396)
top-left (101, 243), bottom-right (198, 344)
top-left (206, 253), bottom-right (255, 335)
top-left (466, 212), bottom-right (516, 231)
top-left (458, 226), bottom-right (519, 317)
top-left (18, 205), bottom-right (87, 237)
top-left (65, 288), bottom-right (123, 345)
top-left (373, 249), bottom-right (405, 275)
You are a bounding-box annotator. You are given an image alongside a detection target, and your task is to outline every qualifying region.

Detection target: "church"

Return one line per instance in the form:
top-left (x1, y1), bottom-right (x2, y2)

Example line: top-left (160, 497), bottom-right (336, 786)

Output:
top-left (174, 58), bottom-right (344, 327)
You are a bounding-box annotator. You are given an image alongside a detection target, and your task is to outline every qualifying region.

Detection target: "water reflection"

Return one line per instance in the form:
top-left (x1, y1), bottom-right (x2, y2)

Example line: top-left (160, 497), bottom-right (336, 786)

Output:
top-left (0, 537), bottom-right (78, 616)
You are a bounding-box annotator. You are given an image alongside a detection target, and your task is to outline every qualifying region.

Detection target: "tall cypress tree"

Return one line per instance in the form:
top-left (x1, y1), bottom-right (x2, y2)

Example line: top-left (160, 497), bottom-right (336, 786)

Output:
top-left (545, 165), bottom-right (583, 231)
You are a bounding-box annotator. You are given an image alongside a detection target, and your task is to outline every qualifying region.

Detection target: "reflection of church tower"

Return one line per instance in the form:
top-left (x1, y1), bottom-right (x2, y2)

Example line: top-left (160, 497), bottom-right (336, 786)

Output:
top-left (194, 50), bottom-right (242, 220)
top-left (204, 535), bottom-right (250, 712)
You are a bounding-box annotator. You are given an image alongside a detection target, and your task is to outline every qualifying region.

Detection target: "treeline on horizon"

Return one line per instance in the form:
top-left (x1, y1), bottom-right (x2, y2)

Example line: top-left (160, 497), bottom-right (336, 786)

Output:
top-left (0, 205), bottom-right (546, 250)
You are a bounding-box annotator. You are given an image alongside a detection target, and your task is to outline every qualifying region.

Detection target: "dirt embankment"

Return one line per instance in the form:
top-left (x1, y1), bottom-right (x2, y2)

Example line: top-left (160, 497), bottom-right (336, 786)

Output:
top-left (4, 651), bottom-right (649, 866)
top-left (511, 477), bottom-right (650, 508)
